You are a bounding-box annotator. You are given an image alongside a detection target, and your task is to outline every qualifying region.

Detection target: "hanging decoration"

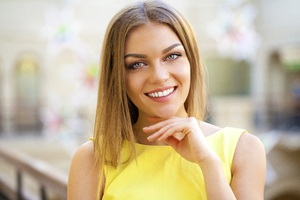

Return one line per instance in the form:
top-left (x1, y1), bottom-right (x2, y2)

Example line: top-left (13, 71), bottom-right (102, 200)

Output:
top-left (206, 0), bottom-right (260, 61)
top-left (40, 1), bottom-right (99, 145)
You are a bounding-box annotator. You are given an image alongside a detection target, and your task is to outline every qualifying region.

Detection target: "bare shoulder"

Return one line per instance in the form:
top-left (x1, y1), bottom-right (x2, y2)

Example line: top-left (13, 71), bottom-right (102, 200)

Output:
top-left (72, 140), bottom-right (95, 161)
top-left (234, 133), bottom-right (266, 167)
top-left (69, 140), bottom-right (96, 173)
top-left (231, 133), bottom-right (266, 199)
top-left (68, 140), bottom-right (99, 200)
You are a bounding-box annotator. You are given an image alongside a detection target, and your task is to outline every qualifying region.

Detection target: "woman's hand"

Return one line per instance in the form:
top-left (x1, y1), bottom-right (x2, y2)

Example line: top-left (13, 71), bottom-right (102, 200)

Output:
top-left (144, 117), bottom-right (216, 164)
top-left (145, 117), bottom-right (266, 200)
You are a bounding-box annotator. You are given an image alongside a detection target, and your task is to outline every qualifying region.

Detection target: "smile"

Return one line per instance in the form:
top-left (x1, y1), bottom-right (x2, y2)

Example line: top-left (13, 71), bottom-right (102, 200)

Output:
top-left (146, 87), bottom-right (175, 98)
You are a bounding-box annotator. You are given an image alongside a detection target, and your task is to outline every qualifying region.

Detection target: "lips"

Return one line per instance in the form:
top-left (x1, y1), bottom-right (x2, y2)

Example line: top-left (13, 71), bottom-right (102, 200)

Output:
top-left (146, 87), bottom-right (175, 98)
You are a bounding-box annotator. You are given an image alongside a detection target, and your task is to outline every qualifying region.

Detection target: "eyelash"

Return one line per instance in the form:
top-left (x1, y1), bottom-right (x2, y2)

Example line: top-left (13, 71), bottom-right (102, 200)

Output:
top-left (128, 62), bottom-right (146, 70)
top-left (127, 53), bottom-right (182, 70)
top-left (164, 53), bottom-right (181, 61)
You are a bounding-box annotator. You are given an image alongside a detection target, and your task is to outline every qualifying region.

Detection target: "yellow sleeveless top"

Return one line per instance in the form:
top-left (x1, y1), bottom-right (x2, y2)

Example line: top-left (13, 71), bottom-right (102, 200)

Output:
top-left (102, 127), bottom-right (246, 200)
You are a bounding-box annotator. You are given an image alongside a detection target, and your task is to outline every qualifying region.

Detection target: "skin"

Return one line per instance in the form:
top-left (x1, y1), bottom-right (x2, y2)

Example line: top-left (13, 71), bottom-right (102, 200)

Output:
top-left (125, 23), bottom-right (190, 145)
top-left (68, 22), bottom-right (266, 200)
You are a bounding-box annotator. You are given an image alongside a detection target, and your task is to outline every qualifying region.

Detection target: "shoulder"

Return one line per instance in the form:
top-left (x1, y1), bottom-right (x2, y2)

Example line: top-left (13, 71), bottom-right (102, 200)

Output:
top-left (69, 140), bottom-right (95, 171)
top-left (233, 133), bottom-right (266, 169)
top-left (68, 141), bottom-right (100, 200)
top-left (74, 140), bottom-right (95, 159)
top-left (234, 134), bottom-right (265, 164)
top-left (231, 133), bottom-right (266, 199)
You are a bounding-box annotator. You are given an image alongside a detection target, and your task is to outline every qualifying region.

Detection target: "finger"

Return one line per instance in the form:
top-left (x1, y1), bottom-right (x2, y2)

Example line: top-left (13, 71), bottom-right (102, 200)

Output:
top-left (156, 121), bottom-right (187, 141)
top-left (143, 126), bottom-right (163, 141)
top-left (173, 132), bottom-right (187, 141)
top-left (143, 117), bottom-right (178, 133)
top-left (146, 126), bottom-right (178, 142)
top-left (145, 118), bottom-right (181, 141)
top-left (146, 124), bottom-right (174, 141)
top-left (164, 136), bottom-right (180, 148)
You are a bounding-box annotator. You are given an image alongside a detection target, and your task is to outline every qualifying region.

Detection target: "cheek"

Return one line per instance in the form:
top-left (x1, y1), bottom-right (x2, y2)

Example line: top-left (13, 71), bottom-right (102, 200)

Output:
top-left (183, 68), bottom-right (191, 91)
top-left (177, 62), bottom-right (191, 98)
top-left (182, 64), bottom-right (191, 80)
top-left (125, 74), bottom-right (142, 99)
top-left (175, 61), bottom-right (191, 85)
top-left (125, 76), bottom-right (133, 96)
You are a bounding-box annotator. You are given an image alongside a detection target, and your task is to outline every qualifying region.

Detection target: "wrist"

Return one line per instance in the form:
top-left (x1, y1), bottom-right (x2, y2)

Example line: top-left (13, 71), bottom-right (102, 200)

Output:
top-left (196, 152), bottom-right (221, 170)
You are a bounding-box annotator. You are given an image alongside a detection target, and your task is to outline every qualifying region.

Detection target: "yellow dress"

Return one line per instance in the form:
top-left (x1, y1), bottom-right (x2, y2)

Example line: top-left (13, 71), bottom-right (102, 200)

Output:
top-left (102, 127), bottom-right (246, 200)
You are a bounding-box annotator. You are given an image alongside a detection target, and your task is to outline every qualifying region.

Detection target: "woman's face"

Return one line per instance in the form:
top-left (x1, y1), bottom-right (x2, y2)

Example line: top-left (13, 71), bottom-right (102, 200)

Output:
top-left (124, 22), bottom-right (190, 122)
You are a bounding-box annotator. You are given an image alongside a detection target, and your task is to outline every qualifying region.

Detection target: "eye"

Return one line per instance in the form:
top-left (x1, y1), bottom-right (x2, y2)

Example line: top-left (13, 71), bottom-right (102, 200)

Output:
top-left (165, 53), bottom-right (181, 61)
top-left (128, 62), bottom-right (147, 70)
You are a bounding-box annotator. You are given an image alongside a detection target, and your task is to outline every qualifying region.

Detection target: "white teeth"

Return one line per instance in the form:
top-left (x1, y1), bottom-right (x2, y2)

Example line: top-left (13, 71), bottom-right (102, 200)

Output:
top-left (148, 87), bottom-right (174, 98)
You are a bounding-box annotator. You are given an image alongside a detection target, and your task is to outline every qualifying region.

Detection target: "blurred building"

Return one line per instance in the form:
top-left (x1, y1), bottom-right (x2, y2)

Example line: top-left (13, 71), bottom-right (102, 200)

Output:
top-left (0, 0), bottom-right (299, 199)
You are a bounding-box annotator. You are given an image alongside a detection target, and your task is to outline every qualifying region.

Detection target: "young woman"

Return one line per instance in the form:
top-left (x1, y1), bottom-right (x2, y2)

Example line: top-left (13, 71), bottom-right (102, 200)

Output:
top-left (68, 1), bottom-right (266, 199)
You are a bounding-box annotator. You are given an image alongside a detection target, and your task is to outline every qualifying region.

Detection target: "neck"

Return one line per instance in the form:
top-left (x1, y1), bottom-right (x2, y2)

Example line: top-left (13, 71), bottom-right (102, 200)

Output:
top-left (133, 111), bottom-right (188, 145)
top-left (133, 120), bottom-right (167, 145)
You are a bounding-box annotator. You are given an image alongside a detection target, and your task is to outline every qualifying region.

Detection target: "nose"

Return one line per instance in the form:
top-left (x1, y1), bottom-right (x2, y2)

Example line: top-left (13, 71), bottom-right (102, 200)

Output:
top-left (148, 62), bottom-right (169, 84)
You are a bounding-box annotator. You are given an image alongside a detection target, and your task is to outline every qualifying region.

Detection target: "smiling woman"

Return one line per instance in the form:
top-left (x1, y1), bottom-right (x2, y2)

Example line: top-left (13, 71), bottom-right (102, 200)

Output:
top-left (124, 23), bottom-right (190, 122)
top-left (67, 1), bottom-right (266, 200)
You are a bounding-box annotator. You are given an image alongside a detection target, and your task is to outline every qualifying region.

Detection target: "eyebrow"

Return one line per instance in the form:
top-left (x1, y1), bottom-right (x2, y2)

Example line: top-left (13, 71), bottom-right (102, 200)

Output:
top-left (162, 43), bottom-right (182, 54)
top-left (124, 43), bottom-right (182, 59)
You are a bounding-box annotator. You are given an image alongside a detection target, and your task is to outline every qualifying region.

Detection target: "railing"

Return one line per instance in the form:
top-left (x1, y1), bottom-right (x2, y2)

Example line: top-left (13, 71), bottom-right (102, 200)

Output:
top-left (0, 145), bottom-right (68, 200)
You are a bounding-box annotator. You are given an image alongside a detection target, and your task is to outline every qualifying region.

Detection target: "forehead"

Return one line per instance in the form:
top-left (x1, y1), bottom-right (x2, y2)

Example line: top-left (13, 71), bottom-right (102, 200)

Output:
top-left (125, 22), bottom-right (181, 52)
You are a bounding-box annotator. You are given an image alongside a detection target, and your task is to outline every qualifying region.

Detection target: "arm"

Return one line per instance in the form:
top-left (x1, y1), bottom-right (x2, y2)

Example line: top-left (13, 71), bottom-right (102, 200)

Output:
top-left (198, 133), bottom-right (266, 200)
top-left (198, 154), bottom-right (236, 200)
top-left (68, 141), bottom-right (103, 200)
top-left (145, 117), bottom-right (266, 199)
top-left (146, 117), bottom-right (236, 199)
top-left (230, 133), bottom-right (266, 200)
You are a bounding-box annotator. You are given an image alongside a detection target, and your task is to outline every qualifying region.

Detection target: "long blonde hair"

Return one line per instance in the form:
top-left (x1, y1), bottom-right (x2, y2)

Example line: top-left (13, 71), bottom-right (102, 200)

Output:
top-left (93, 0), bottom-right (207, 169)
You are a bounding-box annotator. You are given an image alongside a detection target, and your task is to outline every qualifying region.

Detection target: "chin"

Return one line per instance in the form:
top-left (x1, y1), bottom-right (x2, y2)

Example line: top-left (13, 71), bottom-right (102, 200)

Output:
top-left (154, 111), bottom-right (181, 120)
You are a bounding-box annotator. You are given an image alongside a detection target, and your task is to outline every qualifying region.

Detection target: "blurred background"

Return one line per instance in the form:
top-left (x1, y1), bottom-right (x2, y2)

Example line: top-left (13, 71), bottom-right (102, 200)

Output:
top-left (0, 0), bottom-right (299, 199)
